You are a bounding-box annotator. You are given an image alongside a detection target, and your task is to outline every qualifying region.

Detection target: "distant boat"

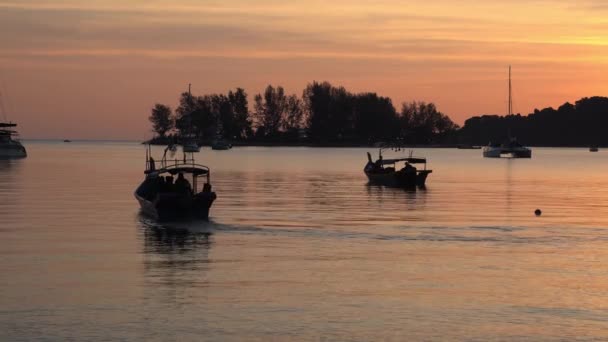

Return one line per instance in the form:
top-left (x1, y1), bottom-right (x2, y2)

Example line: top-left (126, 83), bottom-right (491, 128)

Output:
top-left (179, 84), bottom-right (201, 153)
top-left (211, 118), bottom-right (232, 150)
top-left (364, 149), bottom-right (432, 188)
top-left (211, 139), bottom-right (232, 150)
top-left (483, 138), bottom-right (531, 158)
top-left (457, 144), bottom-right (481, 149)
top-left (483, 66), bottom-right (532, 159)
top-left (0, 122), bottom-right (27, 158)
top-left (182, 139), bottom-right (200, 153)
top-left (590, 146), bottom-right (599, 152)
top-left (63, 139), bottom-right (71, 143)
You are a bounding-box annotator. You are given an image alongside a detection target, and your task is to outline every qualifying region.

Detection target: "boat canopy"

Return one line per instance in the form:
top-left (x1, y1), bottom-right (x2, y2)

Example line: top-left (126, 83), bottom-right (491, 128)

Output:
top-left (381, 157), bottom-right (426, 165)
top-left (145, 165), bottom-right (209, 176)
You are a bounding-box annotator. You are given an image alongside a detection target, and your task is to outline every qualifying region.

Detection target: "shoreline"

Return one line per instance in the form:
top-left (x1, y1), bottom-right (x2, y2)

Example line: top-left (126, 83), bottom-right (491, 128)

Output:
top-left (143, 141), bottom-right (603, 148)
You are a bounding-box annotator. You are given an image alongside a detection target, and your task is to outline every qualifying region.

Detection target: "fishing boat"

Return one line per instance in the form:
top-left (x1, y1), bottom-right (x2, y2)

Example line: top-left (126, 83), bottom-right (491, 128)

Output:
top-left (483, 66), bottom-right (532, 159)
top-left (590, 146), bottom-right (599, 152)
top-left (134, 145), bottom-right (216, 221)
top-left (0, 122), bottom-right (27, 158)
top-left (364, 149), bottom-right (432, 188)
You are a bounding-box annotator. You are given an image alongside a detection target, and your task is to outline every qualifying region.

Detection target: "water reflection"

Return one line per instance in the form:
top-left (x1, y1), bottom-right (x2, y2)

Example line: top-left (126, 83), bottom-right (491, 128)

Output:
top-left (365, 183), bottom-right (428, 208)
top-left (0, 160), bottom-right (24, 222)
top-left (505, 159), bottom-right (513, 222)
top-left (138, 215), bottom-right (214, 291)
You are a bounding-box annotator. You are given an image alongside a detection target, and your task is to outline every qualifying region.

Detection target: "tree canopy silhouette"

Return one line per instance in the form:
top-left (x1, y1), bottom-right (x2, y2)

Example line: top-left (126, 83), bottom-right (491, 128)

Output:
top-left (148, 81), bottom-right (462, 146)
top-left (459, 96), bottom-right (608, 146)
top-left (149, 104), bottom-right (173, 137)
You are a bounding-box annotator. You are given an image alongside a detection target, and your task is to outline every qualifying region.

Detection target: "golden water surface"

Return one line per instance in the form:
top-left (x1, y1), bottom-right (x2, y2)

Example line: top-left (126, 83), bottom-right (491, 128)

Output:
top-left (2, 142), bottom-right (608, 341)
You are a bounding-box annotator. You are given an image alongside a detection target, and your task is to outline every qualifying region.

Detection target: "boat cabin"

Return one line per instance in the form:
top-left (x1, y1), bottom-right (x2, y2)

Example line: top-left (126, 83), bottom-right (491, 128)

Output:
top-left (135, 145), bottom-right (216, 220)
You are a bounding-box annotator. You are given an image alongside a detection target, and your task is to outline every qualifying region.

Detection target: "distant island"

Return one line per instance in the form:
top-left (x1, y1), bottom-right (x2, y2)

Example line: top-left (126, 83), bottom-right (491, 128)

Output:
top-left (147, 81), bottom-right (608, 147)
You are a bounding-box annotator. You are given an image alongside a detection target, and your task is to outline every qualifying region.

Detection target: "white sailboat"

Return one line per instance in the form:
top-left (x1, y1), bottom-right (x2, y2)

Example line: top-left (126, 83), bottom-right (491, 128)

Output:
top-left (181, 83), bottom-right (200, 153)
top-left (0, 90), bottom-right (26, 159)
top-left (482, 66), bottom-right (532, 158)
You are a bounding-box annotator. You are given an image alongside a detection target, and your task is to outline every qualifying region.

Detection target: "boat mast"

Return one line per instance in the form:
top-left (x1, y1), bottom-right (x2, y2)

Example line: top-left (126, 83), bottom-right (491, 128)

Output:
top-left (508, 65), bottom-right (512, 116)
top-left (0, 89), bottom-right (7, 122)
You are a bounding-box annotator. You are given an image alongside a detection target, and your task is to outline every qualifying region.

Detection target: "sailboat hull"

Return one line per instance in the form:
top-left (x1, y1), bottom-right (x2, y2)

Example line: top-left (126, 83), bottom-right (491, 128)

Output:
top-left (0, 143), bottom-right (27, 159)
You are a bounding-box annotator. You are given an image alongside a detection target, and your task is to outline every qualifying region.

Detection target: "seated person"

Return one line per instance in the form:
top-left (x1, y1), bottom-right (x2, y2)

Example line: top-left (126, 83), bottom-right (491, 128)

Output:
top-left (165, 175), bottom-right (175, 192)
top-left (174, 173), bottom-right (192, 194)
top-left (403, 162), bottom-right (417, 174)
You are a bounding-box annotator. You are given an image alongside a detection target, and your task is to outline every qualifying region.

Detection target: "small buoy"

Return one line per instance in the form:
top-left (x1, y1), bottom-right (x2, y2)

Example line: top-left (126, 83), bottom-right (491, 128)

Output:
top-left (535, 209), bottom-right (542, 216)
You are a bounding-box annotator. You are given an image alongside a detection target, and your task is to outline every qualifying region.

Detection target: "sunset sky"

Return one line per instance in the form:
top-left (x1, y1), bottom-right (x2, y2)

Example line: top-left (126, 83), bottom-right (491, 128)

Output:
top-left (1, 0), bottom-right (608, 139)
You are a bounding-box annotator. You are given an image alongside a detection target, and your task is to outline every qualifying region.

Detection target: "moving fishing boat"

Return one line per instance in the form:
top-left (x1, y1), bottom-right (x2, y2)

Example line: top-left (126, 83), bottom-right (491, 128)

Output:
top-left (0, 122), bottom-right (27, 159)
top-left (134, 145), bottom-right (216, 221)
top-left (364, 149), bottom-right (432, 188)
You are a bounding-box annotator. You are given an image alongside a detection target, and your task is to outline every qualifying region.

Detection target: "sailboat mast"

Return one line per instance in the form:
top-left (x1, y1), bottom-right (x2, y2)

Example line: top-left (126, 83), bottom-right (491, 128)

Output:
top-left (508, 65), bottom-right (512, 116)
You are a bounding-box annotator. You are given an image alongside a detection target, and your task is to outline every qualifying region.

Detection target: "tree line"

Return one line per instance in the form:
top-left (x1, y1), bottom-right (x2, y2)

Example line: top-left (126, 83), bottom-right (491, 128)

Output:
top-left (459, 96), bottom-right (608, 146)
top-left (148, 81), bottom-right (458, 145)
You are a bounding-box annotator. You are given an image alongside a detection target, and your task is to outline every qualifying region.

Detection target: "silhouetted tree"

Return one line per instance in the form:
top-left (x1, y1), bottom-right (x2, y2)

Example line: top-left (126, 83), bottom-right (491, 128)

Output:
top-left (149, 104), bottom-right (173, 137)
top-left (228, 88), bottom-right (253, 140)
top-left (353, 93), bottom-right (399, 143)
top-left (282, 95), bottom-right (304, 135)
top-left (399, 101), bottom-right (458, 144)
top-left (254, 85), bottom-right (287, 138)
top-left (459, 96), bottom-right (608, 146)
top-left (174, 92), bottom-right (198, 137)
top-left (150, 81), bottom-right (466, 145)
top-left (303, 81), bottom-right (355, 142)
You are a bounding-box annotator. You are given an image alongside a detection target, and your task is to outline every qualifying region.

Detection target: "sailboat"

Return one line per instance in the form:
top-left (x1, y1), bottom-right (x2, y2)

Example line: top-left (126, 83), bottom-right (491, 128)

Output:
top-left (482, 66), bottom-right (532, 158)
top-left (181, 84), bottom-right (200, 153)
top-left (0, 90), bottom-right (26, 159)
top-left (211, 119), bottom-right (232, 150)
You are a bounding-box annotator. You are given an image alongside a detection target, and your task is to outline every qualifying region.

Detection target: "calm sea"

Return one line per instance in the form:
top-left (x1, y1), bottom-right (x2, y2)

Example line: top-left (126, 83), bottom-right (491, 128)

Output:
top-left (2, 141), bottom-right (608, 341)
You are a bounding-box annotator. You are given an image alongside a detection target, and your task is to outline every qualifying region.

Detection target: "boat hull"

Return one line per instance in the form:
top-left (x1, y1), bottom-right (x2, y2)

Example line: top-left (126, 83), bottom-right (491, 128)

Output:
top-left (483, 147), bottom-right (531, 158)
top-left (365, 169), bottom-right (431, 188)
top-left (134, 179), bottom-right (216, 221)
top-left (0, 143), bottom-right (27, 159)
top-left (183, 146), bottom-right (200, 153)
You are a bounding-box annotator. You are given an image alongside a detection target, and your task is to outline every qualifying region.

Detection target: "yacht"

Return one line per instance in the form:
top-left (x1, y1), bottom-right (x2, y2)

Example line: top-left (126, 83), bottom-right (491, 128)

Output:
top-left (483, 137), bottom-right (531, 158)
top-left (0, 122), bottom-right (27, 158)
top-left (483, 66), bottom-right (532, 159)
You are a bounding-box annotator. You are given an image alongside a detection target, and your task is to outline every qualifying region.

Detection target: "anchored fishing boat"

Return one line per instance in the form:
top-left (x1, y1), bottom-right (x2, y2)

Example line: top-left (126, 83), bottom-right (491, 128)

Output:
top-left (364, 149), bottom-right (432, 188)
top-left (134, 145), bottom-right (216, 221)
